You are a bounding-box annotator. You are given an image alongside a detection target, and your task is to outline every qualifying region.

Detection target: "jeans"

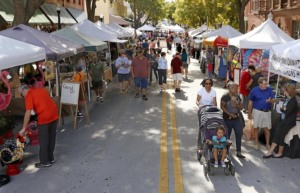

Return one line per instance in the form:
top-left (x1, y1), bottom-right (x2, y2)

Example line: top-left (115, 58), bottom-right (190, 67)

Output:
top-left (150, 65), bottom-right (158, 82)
top-left (38, 120), bottom-right (58, 164)
top-left (225, 118), bottom-right (243, 152)
top-left (158, 69), bottom-right (167, 85)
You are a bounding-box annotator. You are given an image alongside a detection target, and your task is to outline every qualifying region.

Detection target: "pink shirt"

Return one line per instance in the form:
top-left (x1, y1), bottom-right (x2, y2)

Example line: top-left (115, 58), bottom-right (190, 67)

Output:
top-left (132, 56), bottom-right (149, 78)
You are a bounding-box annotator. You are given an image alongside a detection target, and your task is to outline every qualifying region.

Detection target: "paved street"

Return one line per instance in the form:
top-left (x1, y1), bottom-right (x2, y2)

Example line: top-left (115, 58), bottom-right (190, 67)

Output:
top-left (1, 47), bottom-right (300, 193)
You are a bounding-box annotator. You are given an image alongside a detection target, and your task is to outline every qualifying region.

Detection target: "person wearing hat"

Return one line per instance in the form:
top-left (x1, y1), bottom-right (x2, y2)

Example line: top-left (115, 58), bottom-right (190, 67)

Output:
top-left (221, 81), bottom-right (246, 159)
top-left (18, 84), bottom-right (59, 168)
top-left (131, 48), bottom-right (150, 100)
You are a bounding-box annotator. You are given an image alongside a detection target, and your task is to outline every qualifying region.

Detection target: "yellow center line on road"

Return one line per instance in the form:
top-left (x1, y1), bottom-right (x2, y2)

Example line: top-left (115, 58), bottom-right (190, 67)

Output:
top-left (170, 92), bottom-right (185, 193)
top-left (159, 91), bottom-right (168, 193)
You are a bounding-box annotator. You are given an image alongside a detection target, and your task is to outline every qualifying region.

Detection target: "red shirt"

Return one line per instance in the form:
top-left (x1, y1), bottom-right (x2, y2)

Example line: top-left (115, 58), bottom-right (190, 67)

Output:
top-left (132, 56), bottom-right (149, 78)
top-left (25, 88), bottom-right (59, 124)
top-left (239, 70), bottom-right (251, 95)
top-left (171, 57), bottom-right (183, 74)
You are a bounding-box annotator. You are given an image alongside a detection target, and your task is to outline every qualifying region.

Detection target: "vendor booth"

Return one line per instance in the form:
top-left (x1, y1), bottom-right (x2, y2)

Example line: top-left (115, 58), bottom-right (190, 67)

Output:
top-left (269, 39), bottom-right (300, 158)
top-left (228, 18), bottom-right (294, 84)
top-left (71, 19), bottom-right (127, 81)
top-left (0, 24), bottom-right (85, 115)
top-left (188, 24), bottom-right (207, 37)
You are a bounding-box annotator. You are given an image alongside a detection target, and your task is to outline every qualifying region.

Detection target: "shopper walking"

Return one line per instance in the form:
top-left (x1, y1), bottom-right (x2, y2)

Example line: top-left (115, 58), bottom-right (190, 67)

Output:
top-left (157, 52), bottom-right (168, 91)
top-left (171, 52), bottom-right (183, 92)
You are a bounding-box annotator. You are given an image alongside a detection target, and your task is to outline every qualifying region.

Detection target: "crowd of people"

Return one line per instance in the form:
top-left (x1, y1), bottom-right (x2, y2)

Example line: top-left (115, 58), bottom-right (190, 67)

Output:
top-left (16, 32), bottom-right (299, 169)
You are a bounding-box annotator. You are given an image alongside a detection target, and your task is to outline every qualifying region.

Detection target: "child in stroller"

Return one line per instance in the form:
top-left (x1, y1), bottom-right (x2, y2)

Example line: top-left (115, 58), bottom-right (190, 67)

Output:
top-left (206, 126), bottom-right (227, 168)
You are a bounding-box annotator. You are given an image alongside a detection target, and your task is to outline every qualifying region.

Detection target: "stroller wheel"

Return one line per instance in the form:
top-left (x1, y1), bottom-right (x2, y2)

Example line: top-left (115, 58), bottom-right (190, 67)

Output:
top-left (197, 150), bottom-right (202, 161)
top-left (203, 164), bottom-right (208, 177)
top-left (224, 167), bottom-right (230, 176)
top-left (230, 166), bottom-right (235, 176)
top-left (209, 166), bottom-right (214, 176)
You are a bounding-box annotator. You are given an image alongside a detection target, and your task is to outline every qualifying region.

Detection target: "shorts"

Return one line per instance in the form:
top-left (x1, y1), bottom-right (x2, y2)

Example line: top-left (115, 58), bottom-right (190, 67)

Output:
top-left (172, 73), bottom-right (183, 81)
top-left (253, 109), bottom-right (272, 129)
top-left (92, 80), bottom-right (103, 89)
top-left (182, 62), bottom-right (189, 69)
top-left (134, 77), bottom-right (148, 89)
top-left (118, 73), bottom-right (130, 82)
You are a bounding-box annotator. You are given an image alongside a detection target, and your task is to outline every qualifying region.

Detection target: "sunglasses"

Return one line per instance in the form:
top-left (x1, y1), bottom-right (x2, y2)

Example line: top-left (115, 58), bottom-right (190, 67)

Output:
top-left (205, 82), bottom-right (212, 85)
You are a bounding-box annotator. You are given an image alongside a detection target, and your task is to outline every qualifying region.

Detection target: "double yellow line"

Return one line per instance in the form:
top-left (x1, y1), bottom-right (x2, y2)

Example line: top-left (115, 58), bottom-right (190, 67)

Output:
top-left (159, 89), bottom-right (184, 193)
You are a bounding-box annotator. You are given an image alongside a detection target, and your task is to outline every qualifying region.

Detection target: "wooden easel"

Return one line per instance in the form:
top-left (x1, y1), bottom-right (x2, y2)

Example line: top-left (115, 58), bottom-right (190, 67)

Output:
top-left (58, 81), bottom-right (90, 129)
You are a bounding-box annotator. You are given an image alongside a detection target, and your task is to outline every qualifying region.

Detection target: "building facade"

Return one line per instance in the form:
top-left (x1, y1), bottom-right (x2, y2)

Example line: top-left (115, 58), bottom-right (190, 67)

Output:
top-left (95, 0), bottom-right (127, 24)
top-left (244, 0), bottom-right (300, 39)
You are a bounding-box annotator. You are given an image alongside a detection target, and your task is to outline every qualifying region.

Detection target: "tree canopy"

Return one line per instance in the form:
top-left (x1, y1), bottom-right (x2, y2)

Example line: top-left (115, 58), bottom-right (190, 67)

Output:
top-left (127, 0), bottom-right (165, 28)
top-left (171, 0), bottom-right (239, 29)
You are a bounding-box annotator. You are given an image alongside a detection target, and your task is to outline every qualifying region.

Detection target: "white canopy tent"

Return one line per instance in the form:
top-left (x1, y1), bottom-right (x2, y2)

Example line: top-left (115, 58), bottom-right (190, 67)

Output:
top-left (71, 19), bottom-right (126, 43)
top-left (269, 39), bottom-right (300, 82)
top-left (106, 23), bottom-right (133, 38)
top-left (228, 19), bottom-right (294, 49)
top-left (94, 21), bottom-right (120, 38)
top-left (189, 24), bottom-right (207, 37)
top-left (0, 35), bottom-right (46, 70)
top-left (166, 24), bottom-right (185, 33)
top-left (204, 25), bottom-right (242, 39)
top-left (137, 24), bottom-right (156, 31)
top-left (124, 27), bottom-right (142, 37)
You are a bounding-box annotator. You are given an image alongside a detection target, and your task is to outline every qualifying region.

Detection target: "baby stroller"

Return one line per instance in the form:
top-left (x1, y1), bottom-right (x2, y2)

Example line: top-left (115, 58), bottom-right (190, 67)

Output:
top-left (196, 105), bottom-right (235, 176)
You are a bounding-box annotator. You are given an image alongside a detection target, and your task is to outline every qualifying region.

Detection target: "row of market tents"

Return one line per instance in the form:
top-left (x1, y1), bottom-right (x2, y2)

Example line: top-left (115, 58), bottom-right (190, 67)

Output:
top-left (0, 19), bottom-right (144, 70)
top-left (188, 19), bottom-right (300, 82)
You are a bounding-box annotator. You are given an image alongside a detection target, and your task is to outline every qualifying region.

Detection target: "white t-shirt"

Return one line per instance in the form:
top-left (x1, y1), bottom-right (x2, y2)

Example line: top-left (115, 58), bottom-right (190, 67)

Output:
top-left (197, 87), bottom-right (216, 106)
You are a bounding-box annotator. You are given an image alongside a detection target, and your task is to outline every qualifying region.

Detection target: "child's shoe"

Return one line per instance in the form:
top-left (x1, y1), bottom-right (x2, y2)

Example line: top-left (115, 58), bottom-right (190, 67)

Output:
top-left (214, 161), bottom-right (218, 168)
top-left (221, 160), bottom-right (226, 168)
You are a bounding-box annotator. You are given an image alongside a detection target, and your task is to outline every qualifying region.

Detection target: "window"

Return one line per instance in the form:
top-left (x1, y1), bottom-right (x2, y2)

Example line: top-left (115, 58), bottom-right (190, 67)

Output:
top-left (293, 21), bottom-right (300, 39)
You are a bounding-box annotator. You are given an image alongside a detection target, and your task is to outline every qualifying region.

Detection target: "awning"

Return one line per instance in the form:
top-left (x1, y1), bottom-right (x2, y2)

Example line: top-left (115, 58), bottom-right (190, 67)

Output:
top-left (0, 0), bottom-right (50, 24)
top-left (40, 3), bottom-right (76, 24)
top-left (66, 7), bottom-right (87, 23)
top-left (109, 14), bottom-right (131, 26)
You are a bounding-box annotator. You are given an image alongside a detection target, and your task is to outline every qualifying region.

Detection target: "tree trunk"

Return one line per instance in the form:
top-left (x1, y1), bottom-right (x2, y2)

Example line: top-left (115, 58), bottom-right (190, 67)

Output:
top-left (236, 0), bottom-right (250, 33)
top-left (12, 0), bottom-right (46, 26)
top-left (86, 0), bottom-right (97, 22)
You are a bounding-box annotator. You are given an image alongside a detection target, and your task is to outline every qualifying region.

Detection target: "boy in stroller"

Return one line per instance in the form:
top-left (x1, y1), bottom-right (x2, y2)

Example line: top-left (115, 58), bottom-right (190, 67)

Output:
top-left (207, 126), bottom-right (227, 168)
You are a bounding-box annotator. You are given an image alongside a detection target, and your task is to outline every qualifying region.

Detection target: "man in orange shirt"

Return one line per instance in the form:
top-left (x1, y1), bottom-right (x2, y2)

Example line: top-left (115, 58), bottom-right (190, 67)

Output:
top-left (19, 85), bottom-right (59, 168)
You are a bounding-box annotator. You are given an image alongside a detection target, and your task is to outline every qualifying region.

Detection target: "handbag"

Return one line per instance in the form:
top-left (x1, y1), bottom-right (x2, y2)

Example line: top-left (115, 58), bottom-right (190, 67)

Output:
top-left (152, 61), bottom-right (158, 69)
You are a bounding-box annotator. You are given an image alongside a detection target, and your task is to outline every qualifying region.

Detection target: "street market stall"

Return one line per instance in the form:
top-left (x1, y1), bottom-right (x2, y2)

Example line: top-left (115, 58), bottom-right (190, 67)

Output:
top-left (269, 39), bottom-right (300, 158)
top-left (106, 23), bottom-right (133, 38)
top-left (0, 24), bottom-right (85, 115)
top-left (137, 24), bottom-right (156, 31)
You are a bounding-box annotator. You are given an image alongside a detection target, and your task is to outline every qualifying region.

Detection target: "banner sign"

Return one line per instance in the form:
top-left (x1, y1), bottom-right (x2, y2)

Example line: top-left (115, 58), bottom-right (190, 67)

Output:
top-left (269, 51), bottom-right (300, 82)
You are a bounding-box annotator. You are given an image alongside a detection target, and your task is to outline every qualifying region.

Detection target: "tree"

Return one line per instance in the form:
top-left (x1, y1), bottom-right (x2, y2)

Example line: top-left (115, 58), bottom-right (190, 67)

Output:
top-left (86, 0), bottom-right (98, 22)
top-left (12, 0), bottom-right (46, 26)
top-left (235, 0), bottom-right (250, 33)
top-left (127, 0), bottom-right (165, 28)
top-left (165, 1), bottom-right (176, 22)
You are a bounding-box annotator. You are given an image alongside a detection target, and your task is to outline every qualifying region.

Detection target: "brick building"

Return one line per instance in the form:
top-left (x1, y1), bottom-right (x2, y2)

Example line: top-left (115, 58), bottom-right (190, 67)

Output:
top-left (244, 0), bottom-right (300, 39)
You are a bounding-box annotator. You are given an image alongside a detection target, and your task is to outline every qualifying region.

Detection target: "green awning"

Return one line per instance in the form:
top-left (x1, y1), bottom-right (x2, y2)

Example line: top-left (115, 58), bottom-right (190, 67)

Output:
top-left (0, 0), bottom-right (50, 24)
top-left (66, 7), bottom-right (87, 23)
top-left (40, 3), bottom-right (76, 24)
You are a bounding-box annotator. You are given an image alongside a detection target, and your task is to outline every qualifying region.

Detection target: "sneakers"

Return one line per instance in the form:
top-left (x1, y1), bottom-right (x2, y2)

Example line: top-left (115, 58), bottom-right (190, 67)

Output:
top-left (175, 88), bottom-right (180, 92)
top-left (221, 161), bottom-right (226, 168)
top-left (142, 95), bottom-right (148, 101)
top-left (35, 162), bottom-right (51, 168)
top-left (100, 97), bottom-right (103, 103)
top-left (50, 160), bottom-right (55, 164)
top-left (96, 96), bottom-right (100, 101)
top-left (236, 153), bottom-right (246, 159)
top-left (214, 161), bottom-right (218, 168)
top-left (135, 93), bottom-right (139, 98)
top-left (77, 112), bottom-right (83, 118)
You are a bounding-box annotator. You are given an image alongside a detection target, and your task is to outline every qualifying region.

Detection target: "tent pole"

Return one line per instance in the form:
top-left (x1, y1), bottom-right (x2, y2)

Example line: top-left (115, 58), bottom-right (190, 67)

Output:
top-left (55, 63), bottom-right (59, 97)
top-left (267, 53), bottom-right (271, 84)
top-left (275, 74), bottom-right (280, 98)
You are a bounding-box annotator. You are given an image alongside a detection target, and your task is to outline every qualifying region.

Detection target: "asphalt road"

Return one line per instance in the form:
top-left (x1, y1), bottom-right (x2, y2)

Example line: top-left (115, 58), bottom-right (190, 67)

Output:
top-left (1, 46), bottom-right (300, 193)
